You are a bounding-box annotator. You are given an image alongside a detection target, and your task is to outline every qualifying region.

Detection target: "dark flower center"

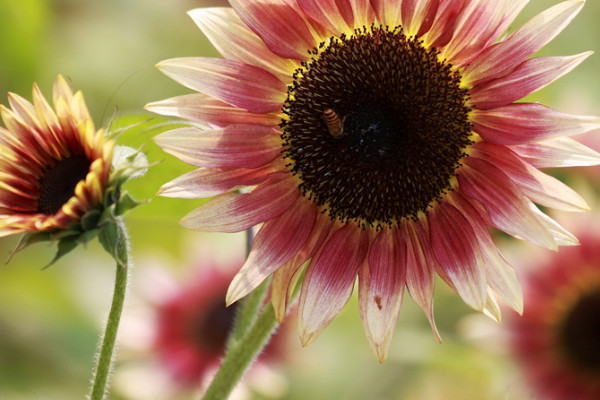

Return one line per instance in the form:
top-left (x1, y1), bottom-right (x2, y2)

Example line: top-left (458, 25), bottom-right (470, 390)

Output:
top-left (281, 26), bottom-right (472, 228)
top-left (558, 288), bottom-right (600, 374)
top-left (37, 155), bottom-right (91, 215)
top-left (188, 299), bottom-right (238, 353)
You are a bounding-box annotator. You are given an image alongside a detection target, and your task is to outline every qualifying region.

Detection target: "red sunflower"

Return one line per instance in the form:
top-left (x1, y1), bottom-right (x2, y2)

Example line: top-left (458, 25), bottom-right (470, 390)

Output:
top-left (147, 1), bottom-right (600, 361)
top-left (0, 75), bottom-right (113, 236)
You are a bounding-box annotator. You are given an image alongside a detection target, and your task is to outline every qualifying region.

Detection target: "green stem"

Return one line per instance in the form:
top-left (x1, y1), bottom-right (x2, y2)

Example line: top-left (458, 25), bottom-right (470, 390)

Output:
top-left (88, 222), bottom-right (129, 400)
top-left (202, 303), bottom-right (279, 400)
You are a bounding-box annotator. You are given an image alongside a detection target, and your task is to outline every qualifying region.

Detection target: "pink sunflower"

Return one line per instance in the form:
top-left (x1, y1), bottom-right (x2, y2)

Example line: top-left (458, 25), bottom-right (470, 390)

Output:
top-left (147, 1), bottom-right (600, 360)
top-left (154, 265), bottom-right (287, 386)
top-left (511, 231), bottom-right (600, 400)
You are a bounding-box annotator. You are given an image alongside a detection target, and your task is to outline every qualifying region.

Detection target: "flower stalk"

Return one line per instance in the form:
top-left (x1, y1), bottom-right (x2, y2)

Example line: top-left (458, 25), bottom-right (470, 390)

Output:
top-left (89, 220), bottom-right (130, 400)
top-left (201, 298), bottom-right (279, 400)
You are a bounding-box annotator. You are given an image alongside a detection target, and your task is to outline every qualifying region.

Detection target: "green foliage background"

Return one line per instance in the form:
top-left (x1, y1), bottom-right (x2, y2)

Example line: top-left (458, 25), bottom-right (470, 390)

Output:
top-left (0, 1), bottom-right (599, 399)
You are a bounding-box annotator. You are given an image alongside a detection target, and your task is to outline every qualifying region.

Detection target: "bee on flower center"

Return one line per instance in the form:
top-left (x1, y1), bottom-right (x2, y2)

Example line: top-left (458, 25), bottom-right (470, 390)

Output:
top-left (323, 108), bottom-right (345, 138)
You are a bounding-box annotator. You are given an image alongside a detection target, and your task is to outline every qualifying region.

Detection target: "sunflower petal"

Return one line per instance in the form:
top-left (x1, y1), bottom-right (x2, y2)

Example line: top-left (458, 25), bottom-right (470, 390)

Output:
top-left (358, 228), bottom-right (406, 362)
top-left (156, 57), bottom-right (287, 113)
top-left (470, 53), bottom-right (592, 110)
top-left (299, 224), bottom-right (369, 345)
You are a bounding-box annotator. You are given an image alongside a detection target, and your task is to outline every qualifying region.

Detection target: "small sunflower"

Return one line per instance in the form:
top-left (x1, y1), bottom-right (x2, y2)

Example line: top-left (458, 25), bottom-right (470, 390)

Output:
top-left (148, 0), bottom-right (600, 360)
top-left (0, 75), bottom-right (142, 265)
top-left (511, 231), bottom-right (600, 400)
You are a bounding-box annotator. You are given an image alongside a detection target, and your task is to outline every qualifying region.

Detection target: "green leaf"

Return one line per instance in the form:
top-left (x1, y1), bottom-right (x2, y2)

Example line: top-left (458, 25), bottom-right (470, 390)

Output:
top-left (43, 238), bottom-right (79, 269)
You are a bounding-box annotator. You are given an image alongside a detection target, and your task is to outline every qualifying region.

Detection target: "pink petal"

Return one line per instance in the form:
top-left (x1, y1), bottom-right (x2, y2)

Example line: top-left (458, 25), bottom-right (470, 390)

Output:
top-left (401, 0), bottom-right (440, 37)
top-left (450, 192), bottom-right (523, 314)
top-left (271, 214), bottom-right (334, 321)
top-left (299, 223), bottom-right (369, 345)
top-left (370, 0), bottom-right (402, 27)
top-left (426, 0), bottom-right (467, 48)
top-left (444, 0), bottom-right (528, 67)
top-left (180, 173), bottom-right (298, 232)
top-left (401, 219), bottom-right (441, 341)
top-left (463, 1), bottom-right (585, 85)
top-left (158, 166), bottom-right (274, 199)
top-left (188, 8), bottom-right (297, 82)
top-left (510, 137), bottom-right (600, 168)
top-left (527, 203), bottom-right (578, 246)
top-left (472, 103), bottom-right (600, 145)
top-left (358, 228), bottom-right (406, 362)
top-left (459, 157), bottom-right (556, 249)
top-left (156, 57), bottom-right (287, 114)
top-left (298, 0), bottom-right (354, 34)
top-left (348, 0), bottom-right (376, 28)
top-left (469, 53), bottom-right (592, 110)
top-left (153, 125), bottom-right (282, 169)
top-left (471, 142), bottom-right (588, 211)
top-left (145, 94), bottom-right (282, 128)
top-left (229, 0), bottom-right (317, 60)
top-left (226, 196), bottom-right (317, 304)
top-left (428, 201), bottom-right (487, 310)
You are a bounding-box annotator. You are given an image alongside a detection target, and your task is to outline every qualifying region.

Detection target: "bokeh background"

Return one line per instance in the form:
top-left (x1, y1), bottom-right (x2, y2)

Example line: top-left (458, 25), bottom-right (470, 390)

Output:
top-left (1, 1), bottom-right (599, 399)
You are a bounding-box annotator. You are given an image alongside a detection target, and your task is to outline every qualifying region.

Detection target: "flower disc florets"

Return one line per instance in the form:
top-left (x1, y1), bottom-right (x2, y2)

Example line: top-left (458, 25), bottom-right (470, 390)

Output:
top-left (282, 25), bottom-right (472, 228)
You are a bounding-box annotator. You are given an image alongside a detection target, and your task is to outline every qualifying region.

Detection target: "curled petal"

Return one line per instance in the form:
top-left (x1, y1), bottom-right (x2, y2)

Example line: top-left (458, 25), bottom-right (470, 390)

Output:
top-left (180, 173), bottom-right (298, 232)
top-left (156, 57), bottom-right (287, 114)
top-left (299, 224), bottom-right (369, 345)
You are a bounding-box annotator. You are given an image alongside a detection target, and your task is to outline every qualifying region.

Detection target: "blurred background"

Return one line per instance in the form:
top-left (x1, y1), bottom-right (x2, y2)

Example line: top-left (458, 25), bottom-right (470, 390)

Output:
top-left (1, 1), bottom-right (599, 399)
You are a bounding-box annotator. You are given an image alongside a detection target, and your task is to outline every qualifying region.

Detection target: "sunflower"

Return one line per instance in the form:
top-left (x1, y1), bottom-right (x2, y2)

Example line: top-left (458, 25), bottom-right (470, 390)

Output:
top-left (148, 0), bottom-right (600, 360)
top-left (511, 231), bottom-right (600, 400)
top-left (1, 75), bottom-right (142, 265)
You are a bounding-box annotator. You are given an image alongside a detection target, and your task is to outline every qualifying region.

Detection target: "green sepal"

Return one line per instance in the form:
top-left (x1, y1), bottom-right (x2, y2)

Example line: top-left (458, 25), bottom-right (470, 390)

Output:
top-left (76, 228), bottom-right (102, 245)
top-left (98, 222), bottom-right (128, 268)
top-left (80, 208), bottom-right (103, 231)
top-left (6, 231), bottom-right (53, 263)
top-left (43, 237), bottom-right (79, 269)
top-left (115, 192), bottom-right (146, 216)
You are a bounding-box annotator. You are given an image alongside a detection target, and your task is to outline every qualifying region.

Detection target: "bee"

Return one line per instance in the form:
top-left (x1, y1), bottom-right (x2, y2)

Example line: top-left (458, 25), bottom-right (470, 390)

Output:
top-left (323, 108), bottom-right (345, 138)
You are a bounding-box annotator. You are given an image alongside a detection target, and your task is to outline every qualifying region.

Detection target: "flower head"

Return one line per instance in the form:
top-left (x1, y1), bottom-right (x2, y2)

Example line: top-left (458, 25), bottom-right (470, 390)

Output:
top-left (0, 75), bottom-right (144, 265)
top-left (511, 231), bottom-right (600, 400)
top-left (154, 265), bottom-right (287, 386)
top-left (148, 1), bottom-right (600, 361)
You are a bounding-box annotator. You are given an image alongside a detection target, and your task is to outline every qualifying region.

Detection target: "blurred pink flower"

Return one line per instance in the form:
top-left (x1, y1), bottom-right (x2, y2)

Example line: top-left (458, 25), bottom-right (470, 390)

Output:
top-left (154, 265), bottom-right (287, 386)
top-left (148, 0), bottom-right (600, 361)
top-left (511, 230), bottom-right (600, 400)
